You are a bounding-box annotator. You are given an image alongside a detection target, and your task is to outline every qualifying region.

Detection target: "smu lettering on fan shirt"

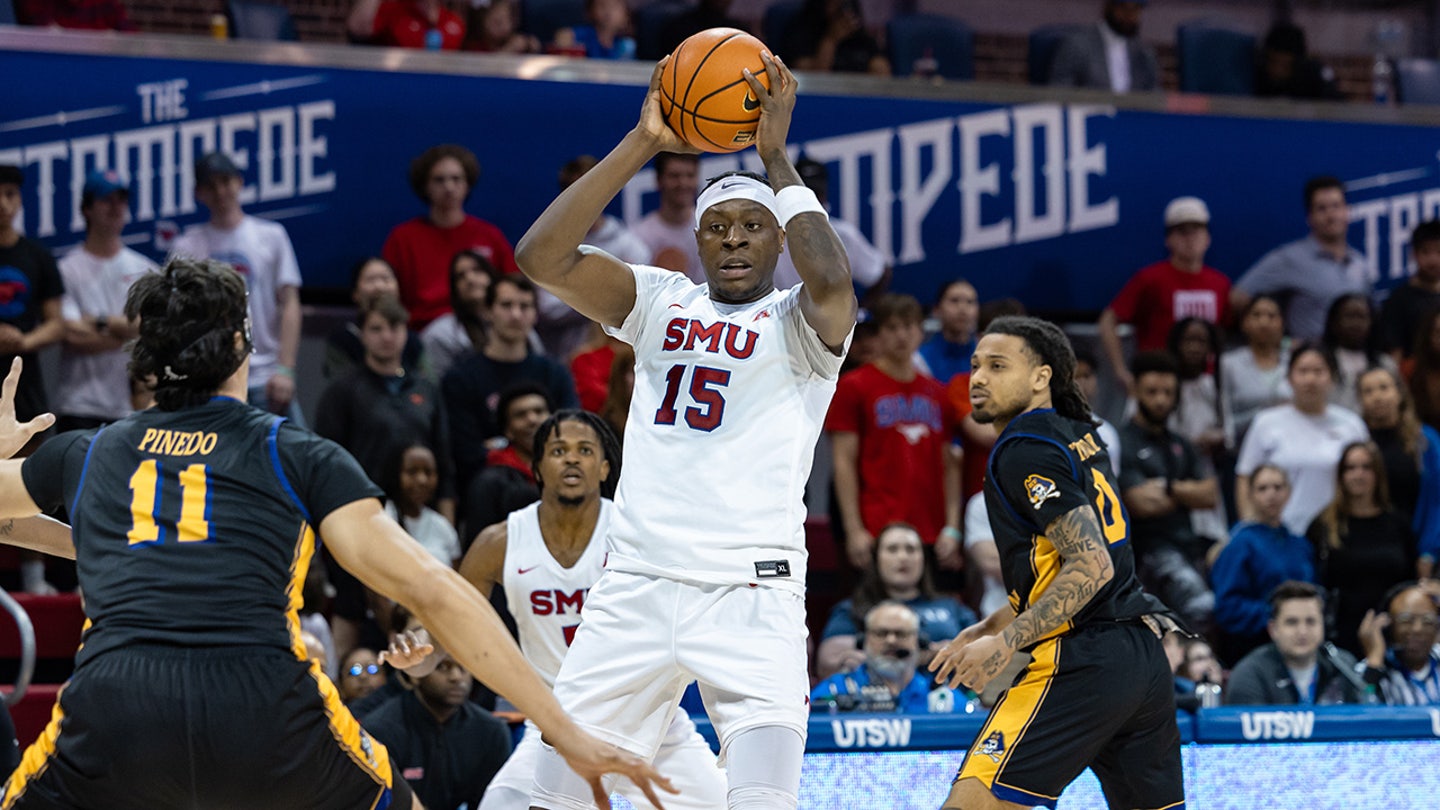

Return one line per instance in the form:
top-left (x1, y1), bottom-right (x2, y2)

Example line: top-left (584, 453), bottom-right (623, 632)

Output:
top-left (602, 262), bottom-right (849, 595)
top-left (1106, 259), bottom-right (1231, 352)
top-left (826, 364), bottom-right (956, 544)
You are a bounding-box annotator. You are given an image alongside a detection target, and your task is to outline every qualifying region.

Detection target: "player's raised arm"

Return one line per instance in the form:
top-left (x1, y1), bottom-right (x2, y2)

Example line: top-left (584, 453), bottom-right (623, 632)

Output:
top-left (744, 54), bottom-right (855, 351)
top-left (320, 499), bottom-right (674, 808)
top-left (515, 59), bottom-right (698, 330)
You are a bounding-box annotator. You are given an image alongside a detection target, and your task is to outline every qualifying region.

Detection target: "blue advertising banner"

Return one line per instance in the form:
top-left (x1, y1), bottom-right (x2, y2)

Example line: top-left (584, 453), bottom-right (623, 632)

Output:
top-left (690, 709), bottom-right (1198, 753)
top-left (4, 36), bottom-right (1440, 312)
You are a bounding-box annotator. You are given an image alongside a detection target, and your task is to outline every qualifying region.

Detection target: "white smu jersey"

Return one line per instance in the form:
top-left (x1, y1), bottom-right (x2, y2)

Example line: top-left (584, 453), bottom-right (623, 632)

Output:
top-left (502, 500), bottom-right (613, 688)
top-left (602, 263), bottom-right (849, 594)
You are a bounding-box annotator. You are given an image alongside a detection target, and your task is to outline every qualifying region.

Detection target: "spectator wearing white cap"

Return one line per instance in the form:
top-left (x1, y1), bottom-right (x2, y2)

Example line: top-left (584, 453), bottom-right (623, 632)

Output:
top-left (1098, 195), bottom-right (1231, 392)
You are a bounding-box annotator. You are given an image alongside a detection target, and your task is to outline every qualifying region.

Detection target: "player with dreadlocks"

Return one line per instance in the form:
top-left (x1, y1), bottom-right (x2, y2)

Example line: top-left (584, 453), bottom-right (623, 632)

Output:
top-left (928, 315), bottom-right (1186, 810)
top-left (385, 410), bottom-right (726, 809)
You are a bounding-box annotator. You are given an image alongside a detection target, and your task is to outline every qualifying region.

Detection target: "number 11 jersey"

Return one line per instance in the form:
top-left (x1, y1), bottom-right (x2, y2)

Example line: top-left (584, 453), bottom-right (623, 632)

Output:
top-left (21, 397), bottom-right (381, 667)
top-left (603, 264), bottom-right (849, 594)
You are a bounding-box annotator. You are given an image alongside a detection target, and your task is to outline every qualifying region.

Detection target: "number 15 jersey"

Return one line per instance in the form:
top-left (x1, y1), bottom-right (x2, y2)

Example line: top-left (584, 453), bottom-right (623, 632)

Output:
top-left (602, 263), bottom-right (850, 594)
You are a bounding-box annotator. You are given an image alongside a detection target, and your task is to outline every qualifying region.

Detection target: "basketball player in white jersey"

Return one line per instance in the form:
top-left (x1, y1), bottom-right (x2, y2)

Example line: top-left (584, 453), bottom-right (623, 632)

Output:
top-left (386, 410), bottom-right (727, 808)
top-left (512, 52), bottom-right (855, 810)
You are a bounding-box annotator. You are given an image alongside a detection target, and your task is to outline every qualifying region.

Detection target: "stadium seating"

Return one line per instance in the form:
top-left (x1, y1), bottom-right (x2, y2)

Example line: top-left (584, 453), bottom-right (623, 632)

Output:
top-left (227, 0), bottom-right (299, 42)
top-left (634, 0), bottom-right (688, 61)
top-left (1028, 24), bottom-right (1085, 85)
top-left (888, 13), bottom-right (974, 80)
top-left (521, 0), bottom-right (587, 49)
top-left (761, 0), bottom-right (802, 50)
top-left (0, 593), bottom-right (84, 747)
top-left (1176, 21), bottom-right (1257, 95)
top-left (1396, 58), bottom-right (1440, 105)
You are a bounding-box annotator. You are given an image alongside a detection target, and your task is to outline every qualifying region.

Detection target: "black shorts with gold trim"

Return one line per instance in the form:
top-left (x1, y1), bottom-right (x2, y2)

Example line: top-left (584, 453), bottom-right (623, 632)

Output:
top-left (0, 644), bottom-right (410, 810)
top-left (955, 620), bottom-right (1184, 810)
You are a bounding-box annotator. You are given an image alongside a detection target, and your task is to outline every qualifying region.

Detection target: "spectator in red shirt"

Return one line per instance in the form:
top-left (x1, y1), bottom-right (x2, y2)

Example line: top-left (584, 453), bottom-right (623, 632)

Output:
top-left (383, 144), bottom-right (519, 328)
top-left (15, 0), bottom-right (135, 30)
top-left (348, 0), bottom-right (465, 49)
top-left (828, 293), bottom-right (961, 571)
top-left (1099, 196), bottom-right (1231, 393)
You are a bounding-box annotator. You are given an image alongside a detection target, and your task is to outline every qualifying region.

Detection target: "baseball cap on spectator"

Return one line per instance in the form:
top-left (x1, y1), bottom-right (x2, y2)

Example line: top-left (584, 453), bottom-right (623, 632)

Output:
top-left (0, 165), bottom-right (24, 188)
top-left (82, 169), bottom-right (129, 207)
top-left (195, 152), bottom-right (242, 186)
top-left (1164, 196), bottom-right (1210, 228)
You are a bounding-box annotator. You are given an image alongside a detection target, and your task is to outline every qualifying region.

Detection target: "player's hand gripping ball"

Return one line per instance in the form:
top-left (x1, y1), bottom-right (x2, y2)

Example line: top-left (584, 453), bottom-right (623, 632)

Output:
top-left (659, 28), bottom-right (771, 153)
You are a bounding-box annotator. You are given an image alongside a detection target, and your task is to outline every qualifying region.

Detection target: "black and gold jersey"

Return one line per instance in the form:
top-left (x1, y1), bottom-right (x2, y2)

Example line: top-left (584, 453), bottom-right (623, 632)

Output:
top-left (983, 408), bottom-right (1169, 646)
top-left (21, 397), bottom-right (381, 666)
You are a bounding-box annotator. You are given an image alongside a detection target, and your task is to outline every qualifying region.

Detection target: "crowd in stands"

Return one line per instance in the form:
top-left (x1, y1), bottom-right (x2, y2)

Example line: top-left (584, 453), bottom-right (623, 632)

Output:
top-left (7, 1), bottom-right (1423, 105)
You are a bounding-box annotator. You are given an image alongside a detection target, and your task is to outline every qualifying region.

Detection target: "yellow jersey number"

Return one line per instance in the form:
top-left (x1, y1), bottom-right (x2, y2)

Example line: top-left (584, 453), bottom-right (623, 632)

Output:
top-left (127, 459), bottom-right (211, 545)
top-left (1089, 468), bottom-right (1128, 545)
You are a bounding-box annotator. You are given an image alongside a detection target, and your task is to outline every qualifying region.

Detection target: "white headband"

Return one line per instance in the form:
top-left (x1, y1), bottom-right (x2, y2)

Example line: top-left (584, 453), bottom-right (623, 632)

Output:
top-left (693, 176), bottom-right (779, 230)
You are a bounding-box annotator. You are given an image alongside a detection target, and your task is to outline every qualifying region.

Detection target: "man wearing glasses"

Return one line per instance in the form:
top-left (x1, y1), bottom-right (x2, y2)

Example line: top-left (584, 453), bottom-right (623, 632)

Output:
top-left (1359, 582), bottom-right (1440, 705)
top-left (811, 601), bottom-right (973, 713)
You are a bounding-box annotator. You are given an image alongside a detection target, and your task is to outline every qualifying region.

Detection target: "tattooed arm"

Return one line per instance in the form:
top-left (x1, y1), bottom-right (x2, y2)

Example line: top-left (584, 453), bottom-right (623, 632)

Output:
top-left (0, 515), bottom-right (75, 560)
top-left (931, 504), bottom-right (1113, 691)
top-left (1000, 505), bottom-right (1115, 651)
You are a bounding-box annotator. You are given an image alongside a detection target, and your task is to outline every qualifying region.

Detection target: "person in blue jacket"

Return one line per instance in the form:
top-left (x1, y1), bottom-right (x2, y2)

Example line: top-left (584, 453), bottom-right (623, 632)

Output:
top-left (1212, 463), bottom-right (1316, 663)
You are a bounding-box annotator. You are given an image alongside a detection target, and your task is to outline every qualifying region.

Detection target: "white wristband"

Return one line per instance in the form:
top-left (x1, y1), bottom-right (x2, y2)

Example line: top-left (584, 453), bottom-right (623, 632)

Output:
top-left (775, 185), bottom-right (828, 228)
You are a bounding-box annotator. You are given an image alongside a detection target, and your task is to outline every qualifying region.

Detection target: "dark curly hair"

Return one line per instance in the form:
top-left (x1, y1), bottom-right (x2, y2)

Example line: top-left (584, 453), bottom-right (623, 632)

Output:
top-left (983, 315), bottom-right (1094, 425)
top-left (530, 409), bottom-right (623, 499)
top-left (408, 144), bottom-right (481, 204)
top-left (126, 257), bottom-right (251, 411)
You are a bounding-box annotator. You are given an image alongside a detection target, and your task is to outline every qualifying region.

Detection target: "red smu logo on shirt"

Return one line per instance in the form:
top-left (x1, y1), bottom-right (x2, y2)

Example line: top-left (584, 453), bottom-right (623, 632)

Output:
top-left (661, 318), bottom-right (758, 359)
top-left (530, 589), bottom-right (587, 616)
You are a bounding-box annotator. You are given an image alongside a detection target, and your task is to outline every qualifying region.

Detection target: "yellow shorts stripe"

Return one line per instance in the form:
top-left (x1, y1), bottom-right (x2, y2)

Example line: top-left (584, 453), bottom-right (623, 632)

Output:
top-left (957, 636), bottom-right (1063, 791)
top-left (1, 685), bottom-right (67, 809)
top-left (313, 662), bottom-right (394, 789)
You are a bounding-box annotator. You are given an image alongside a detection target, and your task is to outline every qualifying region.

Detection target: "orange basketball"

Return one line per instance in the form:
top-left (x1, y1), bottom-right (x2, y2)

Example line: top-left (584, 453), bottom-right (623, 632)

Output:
top-left (659, 28), bottom-right (771, 154)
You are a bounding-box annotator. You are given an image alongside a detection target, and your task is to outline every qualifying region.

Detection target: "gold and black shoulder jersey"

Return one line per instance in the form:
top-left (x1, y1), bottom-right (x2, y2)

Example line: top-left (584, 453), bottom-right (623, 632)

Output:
top-left (983, 408), bottom-right (1169, 645)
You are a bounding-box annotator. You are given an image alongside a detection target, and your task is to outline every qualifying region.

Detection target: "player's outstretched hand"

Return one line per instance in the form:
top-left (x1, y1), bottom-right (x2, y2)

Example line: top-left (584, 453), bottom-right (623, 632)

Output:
top-left (0, 358), bottom-right (53, 459)
top-left (636, 57), bottom-right (699, 156)
top-left (551, 731), bottom-right (676, 810)
top-left (378, 628), bottom-right (439, 677)
top-left (929, 633), bottom-right (1014, 692)
top-left (742, 52), bottom-right (796, 156)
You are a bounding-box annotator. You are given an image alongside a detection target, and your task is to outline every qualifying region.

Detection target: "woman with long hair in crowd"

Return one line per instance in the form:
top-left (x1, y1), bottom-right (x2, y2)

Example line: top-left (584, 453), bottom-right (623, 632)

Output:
top-left (1221, 294), bottom-right (1292, 451)
top-left (814, 522), bottom-right (976, 680)
top-left (1234, 341), bottom-right (1368, 534)
top-left (1305, 441), bottom-right (1415, 656)
top-left (1212, 464), bottom-right (1316, 663)
top-left (419, 249), bottom-right (497, 381)
top-left (1406, 306), bottom-right (1440, 429)
top-left (1322, 293), bottom-right (1395, 413)
top-left (1167, 316), bottom-right (1226, 457)
top-left (1357, 366), bottom-right (1440, 578)
top-left (323, 256), bottom-right (423, 379)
